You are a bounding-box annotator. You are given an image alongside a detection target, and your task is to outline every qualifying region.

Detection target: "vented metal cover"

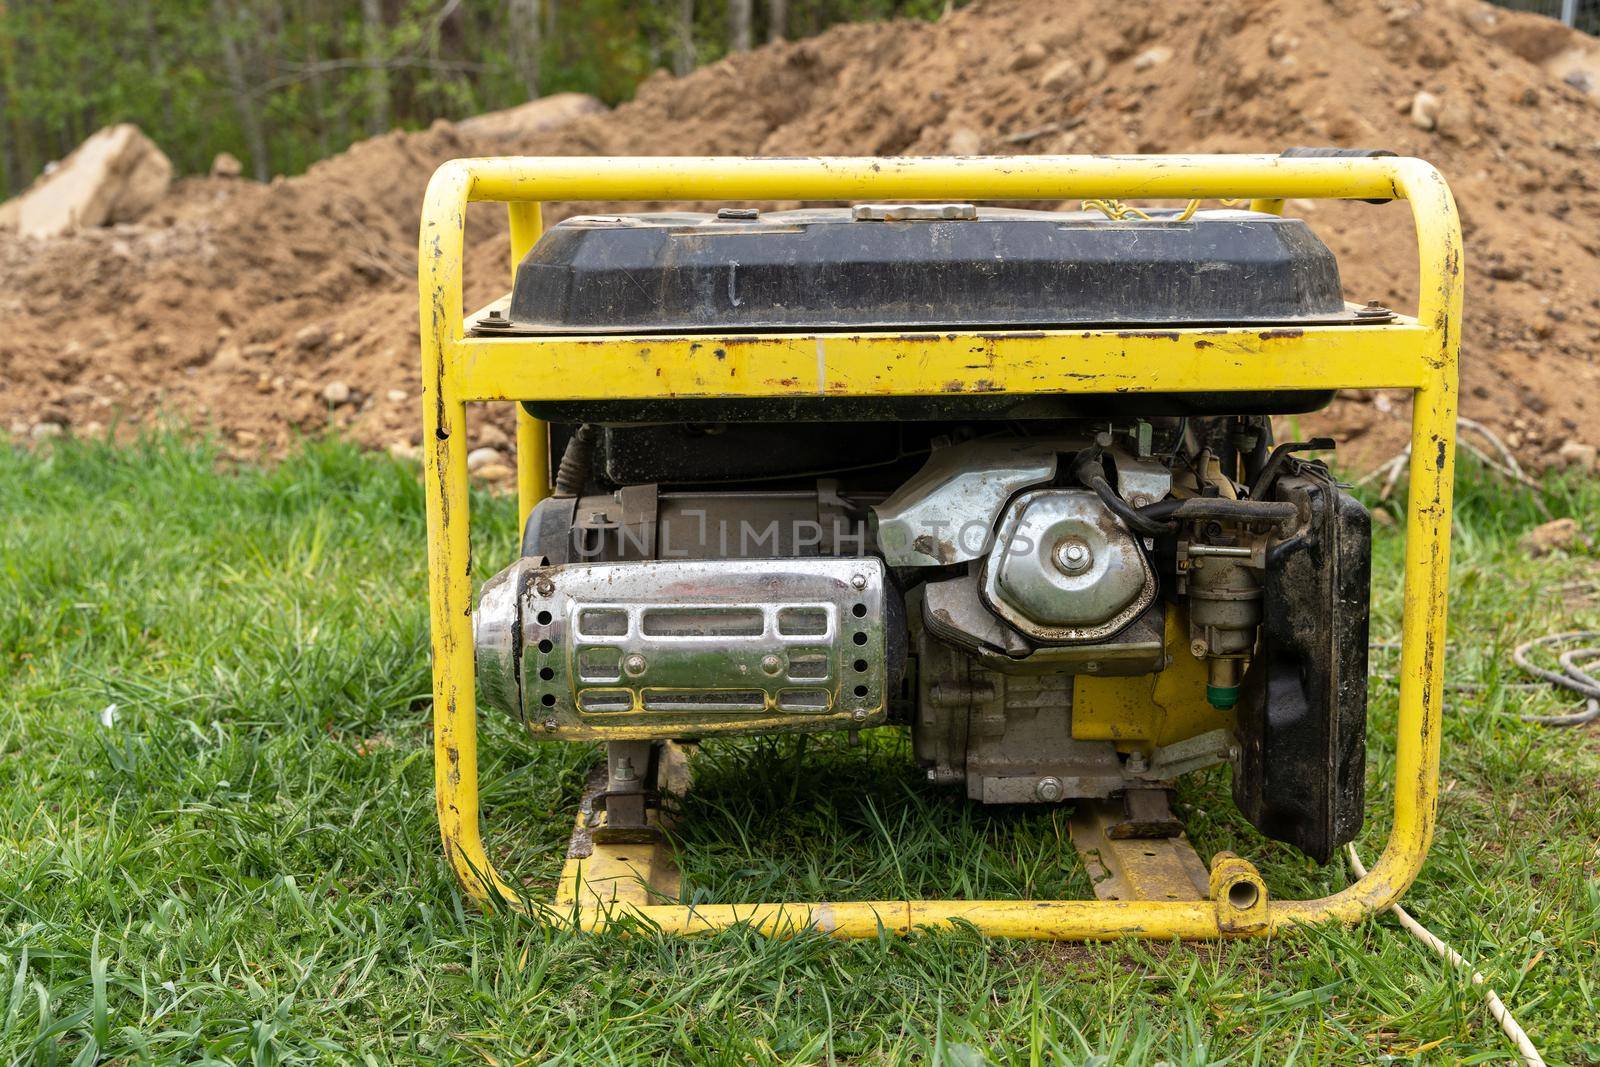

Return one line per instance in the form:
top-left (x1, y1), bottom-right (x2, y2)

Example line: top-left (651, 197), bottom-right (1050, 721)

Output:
top-left (477, 556), bottom-right (892, 738)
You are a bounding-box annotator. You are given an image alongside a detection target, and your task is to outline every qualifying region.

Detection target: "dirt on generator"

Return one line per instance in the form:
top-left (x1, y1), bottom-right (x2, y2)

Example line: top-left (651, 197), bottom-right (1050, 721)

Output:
top-left (2, 0), bottom-right (1599, 472)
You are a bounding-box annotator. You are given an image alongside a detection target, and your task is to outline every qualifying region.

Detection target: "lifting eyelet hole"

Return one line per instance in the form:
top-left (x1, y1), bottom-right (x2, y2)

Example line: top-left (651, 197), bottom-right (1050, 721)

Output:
top-left (853, 659), bottom-right (868, 673)
top-left (852, 632), bottom-right (867, 646)
top-left (853, 684), bottom-right (868, 697)
top-left (535, 610), bottom-right (552, 626)
top-left (538, 666), bottom-right (554, 681)
top-left (851, 603), bottom-right (867, 618)
top-left (1227, 880), bottom-right (1260, 910)
top-left (540, 693), bottom-right (556, 708)
top-left (537, 638), bottom-right (553, 654)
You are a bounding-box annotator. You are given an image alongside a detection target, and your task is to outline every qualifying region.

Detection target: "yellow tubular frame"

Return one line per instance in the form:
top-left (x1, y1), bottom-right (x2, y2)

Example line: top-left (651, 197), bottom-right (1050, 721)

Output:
top-left (420, 155), bottom-right (1462, 938)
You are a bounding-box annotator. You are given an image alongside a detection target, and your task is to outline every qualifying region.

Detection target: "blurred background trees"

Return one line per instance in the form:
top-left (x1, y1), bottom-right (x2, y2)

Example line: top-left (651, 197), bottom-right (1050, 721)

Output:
top-left (0, 0), bottom-right (955, 196)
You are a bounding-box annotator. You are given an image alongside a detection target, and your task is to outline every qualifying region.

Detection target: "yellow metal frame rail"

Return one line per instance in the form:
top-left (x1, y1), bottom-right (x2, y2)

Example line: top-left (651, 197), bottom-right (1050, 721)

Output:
top-left (419, 154), bottom-right (1462, 939)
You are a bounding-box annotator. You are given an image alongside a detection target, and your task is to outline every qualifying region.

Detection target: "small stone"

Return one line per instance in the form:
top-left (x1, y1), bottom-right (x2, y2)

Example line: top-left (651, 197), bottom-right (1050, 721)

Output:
top-left (1432, 97), bottom-right (1470, 140)
top-left (473, 462), bottom-right (515, 483)
top-left (1132, 46), bottom-right (1171, 72)
top-left (242, 343), bottom-right (275, 360)
top-left (477, 422), bottom-right (511, 449)
top-left (1557, 441), bottom-right (1598, 471)
top-left (1371, 507), bottom-right (1396, 528)
top-left (466, 446), bottom-right (503, 472)
top-left (1039, 58), bottom-right (1081, 94)
top-left (1519, 517), bottom-right (1585, 557)
top-left (1083, 54), bottom-right (1108, 84)
top-left (210, 152), bottom-right (243, 178)
top-left (946, 127), bottom-right (984, 155)
top-left (321, 380), bottom-right (352, 405)
top-left (1488, 263), bottom-right (1523, 282)
top-left (294, 324), bottom-right (328, 351)
top-left (386, 388), bottom-right (408, 403)
top-left (234, 429), bottom-right (258, 447)
top-left (1009, 42), bottom-right (1048, 72)
top-left (1410, 90), bottom-right (1440, 131)
top-left (30, 421), bottom-right (64, 440)
top-left (388, 441), bottom-right (420, 462)
top-left (1267, 31), bottom-right (1295, 59)
top-left (210, 342), bottom-right (243, 369)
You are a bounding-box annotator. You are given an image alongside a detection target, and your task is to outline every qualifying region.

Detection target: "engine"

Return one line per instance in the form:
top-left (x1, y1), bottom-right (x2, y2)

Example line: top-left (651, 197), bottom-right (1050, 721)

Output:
top-left (471, 203), bottom-right (1374, 864)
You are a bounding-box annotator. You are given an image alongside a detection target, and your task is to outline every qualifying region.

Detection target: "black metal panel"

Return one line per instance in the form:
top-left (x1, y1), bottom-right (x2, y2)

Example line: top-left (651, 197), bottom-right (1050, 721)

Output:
top-left (505, 206), bottom-right (1347, 334)
top-left (1233, 464), bottom-right (1371, 864)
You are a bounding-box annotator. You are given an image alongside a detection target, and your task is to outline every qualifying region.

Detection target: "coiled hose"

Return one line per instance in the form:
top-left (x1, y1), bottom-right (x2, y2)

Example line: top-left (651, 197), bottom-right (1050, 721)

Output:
top-left (1371, 630), bottom-right (1600, 725)
top-left (1509, 631), bottom-right (1600, 725)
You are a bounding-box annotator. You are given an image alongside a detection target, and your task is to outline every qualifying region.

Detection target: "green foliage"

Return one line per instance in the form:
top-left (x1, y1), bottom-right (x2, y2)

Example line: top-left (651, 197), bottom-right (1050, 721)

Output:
top-left (0, 0), bottom-right (965, 196)
top-left (0, 432), bottom-right (1597, 1062)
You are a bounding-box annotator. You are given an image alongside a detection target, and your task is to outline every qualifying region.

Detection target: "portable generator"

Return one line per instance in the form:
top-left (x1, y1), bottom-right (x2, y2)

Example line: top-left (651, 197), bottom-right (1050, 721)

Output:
top-left (419, 153), bottom-right (1461, 939)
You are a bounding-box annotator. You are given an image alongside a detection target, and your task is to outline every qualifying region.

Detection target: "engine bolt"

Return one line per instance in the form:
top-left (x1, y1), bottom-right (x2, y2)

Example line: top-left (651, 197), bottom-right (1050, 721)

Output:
top-left (760, 654), bottom-right (783, 675)
top-left (1052, 537), bottom-right (1093, 576)
top-left (543, 719), bottom-right (558, 731)
top-left (623, 653), bottom-right (648, 676)
top-left (534, 575), bottom-right (555, 597)
top-left (852, 709), bottom-right (868, 722)
top-left (1035, 776), bottom-right (1063, 802)
top-left (851, 573), bottom-right (867, 590)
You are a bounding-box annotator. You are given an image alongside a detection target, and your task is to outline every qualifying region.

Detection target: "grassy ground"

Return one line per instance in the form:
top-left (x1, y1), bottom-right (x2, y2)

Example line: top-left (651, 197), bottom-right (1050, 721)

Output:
top-left (1, 434), bottom-right (1597, 1065)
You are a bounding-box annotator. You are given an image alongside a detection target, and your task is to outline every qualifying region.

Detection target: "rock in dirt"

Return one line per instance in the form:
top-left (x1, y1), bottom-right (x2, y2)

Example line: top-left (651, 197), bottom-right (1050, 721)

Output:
top-left (321, 380), bottom-right (352, 406)
top-left (295, 324), bottom-right (329, 352)
top-left (473, 462), bottom-right (515, 483)
top-left (1410, 90), bottom-right (1441, 130)
top-left (456, 92), bottom-right (607, 145)
top-left (1038, 58), bottom-right (1081, 93)
top-left (1133, 46), bottom-right (1171, 71)
top-left (1519, 517), bottom-right (1587, 556)
top-left (467, 446), bottom-right (504, 472)
top-left (1009, 42), bottom-right (1048, 72)
top-left (0, 124), bottom-right (173, 238)
top-left (945, 127), bottom-right (984, 155)
top-left (1557, 441), bottom-right (1598, 471)
top-left (210, 152), bottom-right (244, 178)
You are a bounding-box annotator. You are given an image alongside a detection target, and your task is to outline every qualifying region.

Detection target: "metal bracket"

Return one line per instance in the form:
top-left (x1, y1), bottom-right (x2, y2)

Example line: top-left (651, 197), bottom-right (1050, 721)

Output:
top-left (1070, 793), bottom-right (1210, 902)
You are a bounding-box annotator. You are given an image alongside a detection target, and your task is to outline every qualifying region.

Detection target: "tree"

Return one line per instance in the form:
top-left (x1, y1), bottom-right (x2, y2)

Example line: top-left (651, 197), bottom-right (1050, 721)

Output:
top-left (213, 0), bottom-right (270, 180)
top-left (673, 0), bottom-right (695, 76)
top-left (508, 0), bottom-right (541, 100)
top-left (360, 0), bottom-right (389, 136)
top-left (728, 0), bottom-right (751, 52)
top-left (767, 0), bottom-right (786, 43)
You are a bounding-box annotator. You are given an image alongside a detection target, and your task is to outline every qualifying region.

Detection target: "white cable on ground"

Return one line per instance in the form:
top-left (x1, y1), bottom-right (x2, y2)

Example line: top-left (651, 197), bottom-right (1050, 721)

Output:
top-left (1346, 845), bottom-right (1546, 1067)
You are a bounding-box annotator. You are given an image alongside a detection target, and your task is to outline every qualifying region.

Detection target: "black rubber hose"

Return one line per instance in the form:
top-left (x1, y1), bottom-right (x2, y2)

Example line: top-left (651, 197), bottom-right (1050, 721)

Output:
top-left (1136, 497), bottom-right (1298, 527)
top-left (553, 424), bottom-right (599, 497)
top-left (1071, 450), bottom-right (1172, 537)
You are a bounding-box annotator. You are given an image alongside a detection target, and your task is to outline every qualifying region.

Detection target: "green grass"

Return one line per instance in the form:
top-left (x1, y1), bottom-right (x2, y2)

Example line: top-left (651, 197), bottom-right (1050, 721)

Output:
top-left (1, 434), bottom-right (1597, 1065)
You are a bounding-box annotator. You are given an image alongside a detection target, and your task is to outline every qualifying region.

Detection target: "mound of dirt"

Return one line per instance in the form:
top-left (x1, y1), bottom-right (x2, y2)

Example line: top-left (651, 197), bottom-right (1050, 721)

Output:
top-left (3, 0), bottom-right (1599, 473)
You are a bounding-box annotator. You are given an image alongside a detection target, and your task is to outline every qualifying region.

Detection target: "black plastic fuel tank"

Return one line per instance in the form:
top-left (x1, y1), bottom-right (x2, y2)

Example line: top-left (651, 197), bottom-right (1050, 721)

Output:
top-left (491, 204), bottom-right (1365, 421)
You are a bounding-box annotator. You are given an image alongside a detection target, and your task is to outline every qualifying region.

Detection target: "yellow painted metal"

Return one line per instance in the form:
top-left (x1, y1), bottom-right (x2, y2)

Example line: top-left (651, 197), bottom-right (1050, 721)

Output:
top-left (556, 819), bottom-right (682, 911)
top-left (419, 153), bottom-right (1462, 939)
top-left (506, 201), bottom-right (549, 530)
top-left (1069, 801), bottom-right (1212, 903)
top-left (453, 320), bottom-right (1433, 403)
top-left (1072, 608), bottom-right (1229, 752)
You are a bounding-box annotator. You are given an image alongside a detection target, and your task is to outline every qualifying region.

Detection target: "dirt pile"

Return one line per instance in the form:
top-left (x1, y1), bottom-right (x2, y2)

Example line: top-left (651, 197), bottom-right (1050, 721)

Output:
top-left (3, 0), bottom-right (1599, 471)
